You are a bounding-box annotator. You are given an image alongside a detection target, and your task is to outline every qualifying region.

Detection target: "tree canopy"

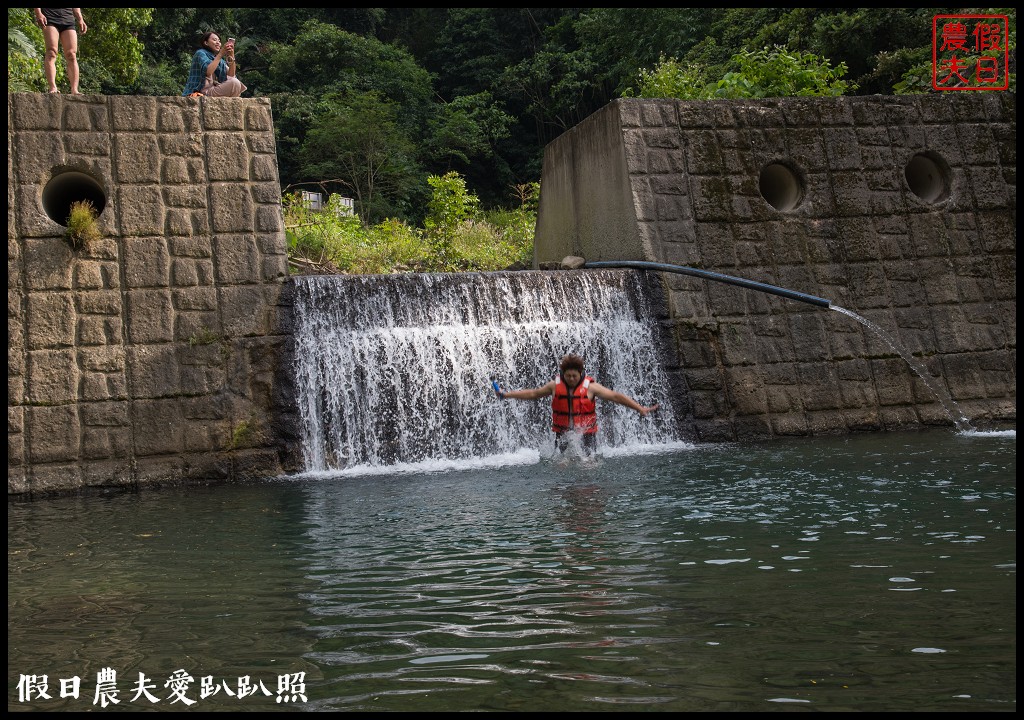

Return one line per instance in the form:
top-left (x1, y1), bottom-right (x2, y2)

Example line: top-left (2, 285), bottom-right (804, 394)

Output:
top-left (8, 7), bottom-right (1016, 220)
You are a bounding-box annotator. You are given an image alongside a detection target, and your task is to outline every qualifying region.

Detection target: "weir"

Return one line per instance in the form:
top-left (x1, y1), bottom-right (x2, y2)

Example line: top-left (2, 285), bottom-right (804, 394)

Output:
top-left (291, 271), bottom-right (681, 473)
top-left (7, 93), bottom-right (1015, 495)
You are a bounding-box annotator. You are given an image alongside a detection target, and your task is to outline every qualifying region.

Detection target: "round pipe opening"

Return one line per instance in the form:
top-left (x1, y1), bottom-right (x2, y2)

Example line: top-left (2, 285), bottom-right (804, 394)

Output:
top-left (904, 152), bottom-right (951, 204)
top-left (759, 162), bottom-right (804, 212)
top-left (42, 170), bottom-right (107, 226)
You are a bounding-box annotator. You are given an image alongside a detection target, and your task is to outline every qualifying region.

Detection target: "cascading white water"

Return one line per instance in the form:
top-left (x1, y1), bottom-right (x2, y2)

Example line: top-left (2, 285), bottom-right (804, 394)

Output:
top-left (292, 271), bottom-right (681, 473)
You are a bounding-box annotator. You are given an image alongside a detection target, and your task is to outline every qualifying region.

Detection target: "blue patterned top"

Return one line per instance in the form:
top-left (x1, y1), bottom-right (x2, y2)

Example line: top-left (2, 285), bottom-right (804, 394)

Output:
top-left (182, 48), bottom-right (227, 96)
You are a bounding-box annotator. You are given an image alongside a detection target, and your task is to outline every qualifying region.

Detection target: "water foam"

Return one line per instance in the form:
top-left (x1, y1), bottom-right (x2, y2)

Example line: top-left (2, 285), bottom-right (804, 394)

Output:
top-left (292, 271), bottom-right (681, 472)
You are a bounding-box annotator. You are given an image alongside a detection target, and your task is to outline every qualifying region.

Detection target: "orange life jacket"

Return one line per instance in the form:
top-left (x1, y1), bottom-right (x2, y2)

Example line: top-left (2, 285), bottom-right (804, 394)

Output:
top-left (551, 376), bottom-right (597, 434)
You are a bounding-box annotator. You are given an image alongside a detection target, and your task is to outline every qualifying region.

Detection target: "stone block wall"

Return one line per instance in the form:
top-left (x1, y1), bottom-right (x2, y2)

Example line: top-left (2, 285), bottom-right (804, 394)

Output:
top-left (8, 94), bottom-right (299, 496)
top-left (536, 95), bottom-right (1016, 441)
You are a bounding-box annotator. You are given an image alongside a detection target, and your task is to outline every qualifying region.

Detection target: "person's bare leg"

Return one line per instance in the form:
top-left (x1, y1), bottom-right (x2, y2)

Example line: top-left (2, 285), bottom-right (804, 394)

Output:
top-left (42, 25), bottom-right (60, 92)
top-left (61, 28), bottom-right (81, 94)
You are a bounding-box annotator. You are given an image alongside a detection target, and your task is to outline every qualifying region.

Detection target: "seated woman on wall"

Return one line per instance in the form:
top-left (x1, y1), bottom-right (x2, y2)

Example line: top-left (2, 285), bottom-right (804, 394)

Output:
top-left (182, 32), bottom-right (246, 98)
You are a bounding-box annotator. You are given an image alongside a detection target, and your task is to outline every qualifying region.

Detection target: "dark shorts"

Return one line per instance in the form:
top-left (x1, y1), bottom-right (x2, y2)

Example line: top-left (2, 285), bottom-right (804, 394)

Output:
top-left (41, 8), bottom-right (76, 33)
top-left (555, 432), bottom-right (597, 455)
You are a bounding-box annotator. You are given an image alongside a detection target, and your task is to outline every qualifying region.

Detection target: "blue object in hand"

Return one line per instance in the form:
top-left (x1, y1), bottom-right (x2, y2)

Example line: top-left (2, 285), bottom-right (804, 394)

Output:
top-left (492, 380), bottom-right (503, 398)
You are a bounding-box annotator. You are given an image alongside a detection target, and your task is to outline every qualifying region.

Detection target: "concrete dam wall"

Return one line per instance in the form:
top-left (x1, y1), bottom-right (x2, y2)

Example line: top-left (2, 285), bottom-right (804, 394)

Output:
top-left (535, 96), bottom-right (1015, 441)
top-left (8, 94), bottom-right (299, 497)
top-left (8, 92), bottom-right (1016, 496)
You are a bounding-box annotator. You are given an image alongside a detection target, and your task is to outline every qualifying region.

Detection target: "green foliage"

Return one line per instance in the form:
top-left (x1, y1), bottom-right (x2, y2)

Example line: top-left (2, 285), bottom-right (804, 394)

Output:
top-left (7, 9), bottom-right (37, 55)
top-left (426, 8), bottom-right (546, 99)
top-left (419, 8), bottom-right (568, 194)
top-left (627, 54), bottom-right (714, 100)
top-left (78, 8), bottom-right (153, 92)
top-left (282, 173), bottom-right (536, 275)
top-left (188, 327), bottom-right (220, 347)
top-left (266, 19), bottom-right (433, 120)
top-left (715, 46), bottom-right (854, 98)
top-left (425, 172), bottom-right (480, 235)
top-left (884, 47), bottom-right (939, 95)
top-left (133, 60), bottom-right (189, 97)
top-left (284, 192), bottom-right (425, 274)
top-left (265, 92), bottom-right (321, 195)
top-left (512, 181), bottom-right (540, 214)
top-left (299, 91), bottom-right (420, 223)
top-left (460, 184), bottom-right (540, 271)
top-left (64, 201), bottom-right (102, 250)
top-left (425, 92), bottom-right (514, 168)
top-left (573, 8), bottom-right (718, 96)
top-left (800, 9), bottom-right (939, 94)
top-left (630, 45), bottom-right (854, 100)
top-left (424, 172), bottom-right (480, 269)
top-left (451, 215), bottom-right (531, 271)
top-left (228, 419), bottom-right (255, 450)
top-left (362, 218), bottom-right (429, 273)
top-left (271, 19), bottom-right (525, 217)
top-left (428, 178), bottom-right (536, 271)
top-left (267, 21), bottom-right (448, 223)
top-left (8, 8), bottom-right (45, 92)
top-left (500, 47), bottom-right (601, 136)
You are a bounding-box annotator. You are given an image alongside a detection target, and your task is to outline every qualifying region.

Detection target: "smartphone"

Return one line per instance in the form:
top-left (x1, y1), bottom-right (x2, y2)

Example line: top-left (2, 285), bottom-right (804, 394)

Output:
top-left (227, 37), bottom-right (235, 45)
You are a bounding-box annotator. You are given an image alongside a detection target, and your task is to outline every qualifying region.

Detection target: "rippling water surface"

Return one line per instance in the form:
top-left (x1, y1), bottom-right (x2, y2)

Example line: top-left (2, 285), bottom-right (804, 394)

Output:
top-left (8, 429), bottom-right (1015, 712)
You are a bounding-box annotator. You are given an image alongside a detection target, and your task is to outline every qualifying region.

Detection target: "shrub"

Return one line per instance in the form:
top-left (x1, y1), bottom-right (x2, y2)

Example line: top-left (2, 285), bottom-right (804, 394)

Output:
top-left (64, 200), bottom-right (102, 250)
top-left (629, 45), bottom-right (854, 100)
top-left (282, 173), bottom-right (537, 275)
top-left (715, 46), bottom-right (854, 98)
top-left (628, 54), bottom-right (714, 99)
top-left (424, 172), bottom-right (480, 270)
top-left (460, 207), bottom-right (534, 271)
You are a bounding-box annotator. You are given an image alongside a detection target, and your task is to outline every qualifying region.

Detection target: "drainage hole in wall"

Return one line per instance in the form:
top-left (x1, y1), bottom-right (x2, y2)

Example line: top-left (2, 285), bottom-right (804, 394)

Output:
top-left (759, 163), bottom-right (804, 212)
top-left (904, 152), bottom-right (951, 204)
top-left (42, 170), bottom-right (107, 226)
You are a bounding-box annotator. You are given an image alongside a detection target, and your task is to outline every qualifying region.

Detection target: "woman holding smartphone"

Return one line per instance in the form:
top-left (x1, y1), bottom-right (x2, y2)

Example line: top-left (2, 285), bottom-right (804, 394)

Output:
top-left (182, 32), bottom-right (246, 97)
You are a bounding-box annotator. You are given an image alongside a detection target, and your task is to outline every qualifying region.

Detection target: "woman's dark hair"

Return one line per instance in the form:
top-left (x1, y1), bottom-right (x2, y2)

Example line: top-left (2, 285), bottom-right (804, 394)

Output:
top-left (559, 354), bottom-right (585, 376)
top-left (197, 32), bottom-right (218, 50)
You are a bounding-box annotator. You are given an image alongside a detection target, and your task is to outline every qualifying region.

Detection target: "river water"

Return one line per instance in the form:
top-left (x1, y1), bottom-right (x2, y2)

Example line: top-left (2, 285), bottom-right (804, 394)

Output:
top-left (8, 428), bottom-right (1015, 712)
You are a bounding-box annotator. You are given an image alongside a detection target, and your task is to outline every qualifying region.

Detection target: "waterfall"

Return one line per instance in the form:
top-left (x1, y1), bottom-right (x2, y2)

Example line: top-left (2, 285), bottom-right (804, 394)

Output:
top-left (292, 271), bottom-right (681, 474)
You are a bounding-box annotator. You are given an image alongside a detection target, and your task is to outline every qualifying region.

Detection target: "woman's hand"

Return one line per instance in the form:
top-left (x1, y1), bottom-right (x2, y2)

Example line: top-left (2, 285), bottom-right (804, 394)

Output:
top-left (638, 403), bottom-right (660, 417)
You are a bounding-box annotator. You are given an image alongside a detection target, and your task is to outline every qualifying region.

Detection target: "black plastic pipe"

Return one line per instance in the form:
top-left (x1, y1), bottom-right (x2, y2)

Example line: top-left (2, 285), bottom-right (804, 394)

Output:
top-left (583, 260), bottom-right (832, 309)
